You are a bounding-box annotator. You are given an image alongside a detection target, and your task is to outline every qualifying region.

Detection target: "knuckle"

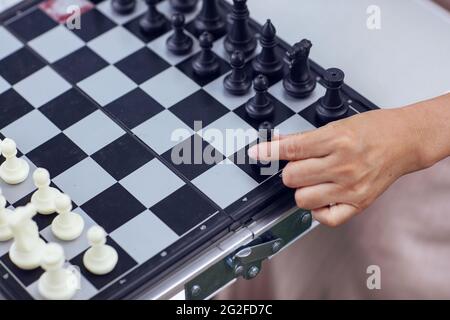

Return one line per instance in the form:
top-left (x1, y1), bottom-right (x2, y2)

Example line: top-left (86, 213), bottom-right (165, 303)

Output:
top-left (283, 140), bottom-right (300, 159)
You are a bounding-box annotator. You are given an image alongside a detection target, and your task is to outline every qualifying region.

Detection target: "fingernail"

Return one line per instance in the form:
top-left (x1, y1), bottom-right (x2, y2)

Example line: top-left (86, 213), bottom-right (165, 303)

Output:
top-left (247, 145), bottom-right (258, 159)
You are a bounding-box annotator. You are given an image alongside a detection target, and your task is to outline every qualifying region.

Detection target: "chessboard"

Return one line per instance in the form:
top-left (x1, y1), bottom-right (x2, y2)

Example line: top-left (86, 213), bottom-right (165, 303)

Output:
top-left (0, 0), bottom-right (378, 300)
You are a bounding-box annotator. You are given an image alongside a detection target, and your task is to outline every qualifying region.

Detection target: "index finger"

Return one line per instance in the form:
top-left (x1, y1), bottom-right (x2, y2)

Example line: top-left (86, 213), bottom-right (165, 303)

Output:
top-left (248, 128), bottom-right (333, 161)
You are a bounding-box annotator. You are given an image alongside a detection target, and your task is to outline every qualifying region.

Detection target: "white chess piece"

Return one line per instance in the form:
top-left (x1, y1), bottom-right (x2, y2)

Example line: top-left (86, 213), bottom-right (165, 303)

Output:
top-left (31, 168), bottom-right (61, 215)
top-left (0, 189), bottom-right (13, 241)
top-left (51, 194), bottom-right (84, 241)
top-left (38, 243), bottom-right (79, 300)
top-left (9, 204), bottom-right (45, 270)
top-left (0, 138), bottom-right (29, 185)
top-left (83, 226), bottom-right (118, 275)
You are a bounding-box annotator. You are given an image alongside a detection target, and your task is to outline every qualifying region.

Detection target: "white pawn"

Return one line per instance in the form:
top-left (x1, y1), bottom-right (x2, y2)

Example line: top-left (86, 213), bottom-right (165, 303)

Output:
top-left (9, 204), bottom-right (45, 270)
top-left (51, 194), bottom-right (84, 241)
top-left (0, 189), bottom-right (13, 241)
top-left (83, 226), bottom-right (118, 275)
top-left (31, 168), bottom-right (60, 215)
top-left (0, 138), bottom-right (29, 185)
top-left (38, 243), bottom-right (79, 300)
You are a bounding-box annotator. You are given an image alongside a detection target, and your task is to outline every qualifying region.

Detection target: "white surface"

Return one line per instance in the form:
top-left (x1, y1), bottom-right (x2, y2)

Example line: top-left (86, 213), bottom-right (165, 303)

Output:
top-left (0, 0), bottom-right (21, 13)
top-left (246, 0), bottom-right (450, 107)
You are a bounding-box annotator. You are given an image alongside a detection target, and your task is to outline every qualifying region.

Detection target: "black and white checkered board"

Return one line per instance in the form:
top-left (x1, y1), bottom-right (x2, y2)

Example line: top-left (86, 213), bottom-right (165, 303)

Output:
top-left (0, 0), bottom-right (377, 299)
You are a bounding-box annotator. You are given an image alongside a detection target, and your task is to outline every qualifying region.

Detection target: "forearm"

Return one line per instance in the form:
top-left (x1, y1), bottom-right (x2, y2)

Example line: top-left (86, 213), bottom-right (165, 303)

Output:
top-left (398, 93), bottom-right (450, 171)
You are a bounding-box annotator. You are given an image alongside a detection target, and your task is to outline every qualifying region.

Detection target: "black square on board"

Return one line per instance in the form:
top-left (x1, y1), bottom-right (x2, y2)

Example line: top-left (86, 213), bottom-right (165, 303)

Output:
top-left (104, 88), bottom-right (164, 129)
top-left (115, 47), bottom-right (170, 84)
top-left (0, 89), bottom-right (33, 129)
top-left (6, 8), bottom-right (57, 42)
top-left (69, 236), bottom-right (137, 290)
top-left (81, 183), bottom-right (146, 233)
top-left (26, 133), bottom-right (88, 177)
top-left (176, 52), bottom-right (231, 87)
top-left (92, 134), bottom-right (154, 181)
top-left (124, 14), bottom-right (171, 43)
top-left (162, 134), bottom-right (224, 181)
top-left (0, 47), bottom-right (45, 85)
top-left (299, 101), bottom-right (357, 128)
top-left (228, 142), bottom-right (287, 184)
top-left (169, 90), bottom-right (228, 130)
top-left (150, 185), bottom-right (217, 236)
top-left (53, 46), bottom-right (108, 84)
top-left (233, 96), bottom-right (295, 129)
top-left (70, 9), bottom-right (116, 42)
top-left (39, 88), bottom-right (98, 130)
top-left (0, 253), bottom-right (44, 287)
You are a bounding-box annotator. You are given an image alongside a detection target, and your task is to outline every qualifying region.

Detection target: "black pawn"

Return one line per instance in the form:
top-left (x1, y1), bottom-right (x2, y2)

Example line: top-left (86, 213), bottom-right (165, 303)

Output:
top-left (140, 0), bottom-right (168, 34)
top-left (252, 121), bottom-right (274, 170)
top-left (245, 74), bottom-right (274, 120)
top-left (169, 0), bottom-right (198, 13)
top-left (111, 0), bottom-right (136, 15)
top-left (192, 32), bottom-right (220, 77)
top-left (167, 13), bottom-right (193, 55)
top-left (283, 39), bottom-right (316, 98)
top-left (316, 68), bottom-right (348, 123)
top-left (224, 50), bottom-right (251, 95)
top-left (252, 19), bottom-right (283, 79)
top-left (224, 0), bottom-right (257, 57)
top-left (194, 0), bottom-right (226, 38)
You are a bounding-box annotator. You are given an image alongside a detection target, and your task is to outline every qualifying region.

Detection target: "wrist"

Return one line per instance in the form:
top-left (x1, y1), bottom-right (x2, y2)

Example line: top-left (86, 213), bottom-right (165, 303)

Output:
top-left (396, 94), bottom-right (450, 172)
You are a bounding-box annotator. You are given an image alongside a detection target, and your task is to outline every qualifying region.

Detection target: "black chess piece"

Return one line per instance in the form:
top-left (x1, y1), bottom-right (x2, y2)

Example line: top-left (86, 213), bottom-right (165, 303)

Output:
top-left (252, 19), bottom-right (283, 80)
top-left (223, 50), bottom-right (251, 95)
top-left (252, 121), bottom-right (275, 170)
top-left (192, 32), bottom-right (220, 77)
top-left (245, 74), bottom-right (274, 120)
top-left (166, 13), bottom-right (193, 55)
top-left (316, 68), bottom-right (348, 123)
top-left (193, 0), bottom-right (226, 38)
top-left (140, 0), bottom-right (168, 34)
top-left (283, 39), bottom-right (317, 98)
top-left (224, 0), bottom-right (257, 57)
top-left (169, 0), bottom-right (198, 13)
top-left (111, 0), bottom-right (136, 14)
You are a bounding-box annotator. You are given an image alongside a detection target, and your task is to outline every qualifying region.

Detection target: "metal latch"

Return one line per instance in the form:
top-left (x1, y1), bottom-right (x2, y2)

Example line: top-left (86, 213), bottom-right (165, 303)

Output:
top-left (226, 238), bottom-right (283, 280)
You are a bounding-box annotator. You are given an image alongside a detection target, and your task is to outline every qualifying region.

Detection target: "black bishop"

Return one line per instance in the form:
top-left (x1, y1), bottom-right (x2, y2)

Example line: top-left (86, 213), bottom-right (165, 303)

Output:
top-left (252, 19), bottom-right (283, 80)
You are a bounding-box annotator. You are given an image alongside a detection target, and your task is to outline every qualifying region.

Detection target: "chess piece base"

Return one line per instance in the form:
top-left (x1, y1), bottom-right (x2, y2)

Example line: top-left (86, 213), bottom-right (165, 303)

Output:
top-left (31, 187), bottom-right (61, 215)
top-left (9, 238), bottom-right (45, 270)
top-left (283, 77), bottom-right (317, 98)
top-left (0, 159), bottom-right (29, 185)
top-left (38, 269), bottom-right (78, 300)
top-left (52, 214), bottom-right (85, 241)
top-left (83, 246), bottom-right (118, 275)
top-left (111, 0), bottom-right (136, 15)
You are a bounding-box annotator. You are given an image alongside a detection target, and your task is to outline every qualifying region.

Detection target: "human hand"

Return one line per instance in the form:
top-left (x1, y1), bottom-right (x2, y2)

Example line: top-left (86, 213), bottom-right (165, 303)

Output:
top-left (248, 108), bottom-right (427, 227)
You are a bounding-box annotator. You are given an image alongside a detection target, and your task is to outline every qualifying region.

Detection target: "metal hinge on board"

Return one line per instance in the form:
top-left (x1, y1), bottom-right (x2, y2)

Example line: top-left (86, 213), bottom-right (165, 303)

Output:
top-left (185, 209), bottom-right (312, 300)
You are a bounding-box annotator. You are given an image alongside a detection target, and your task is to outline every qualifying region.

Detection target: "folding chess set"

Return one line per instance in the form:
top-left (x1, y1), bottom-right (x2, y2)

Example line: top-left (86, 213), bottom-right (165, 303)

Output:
top-left (0, 0), bottom-right (378, 299)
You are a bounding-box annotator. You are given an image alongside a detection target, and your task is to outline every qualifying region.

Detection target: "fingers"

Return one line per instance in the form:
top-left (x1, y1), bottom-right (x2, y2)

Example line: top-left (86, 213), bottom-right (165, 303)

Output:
top-left (294, 183), bottom-right (342, 210)
top-left (312, 204), bottom-right (360, 227)
top-left (248, 128), bottom-right (333, 161)
top-left (282, 158), bottom-right (334, 188)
